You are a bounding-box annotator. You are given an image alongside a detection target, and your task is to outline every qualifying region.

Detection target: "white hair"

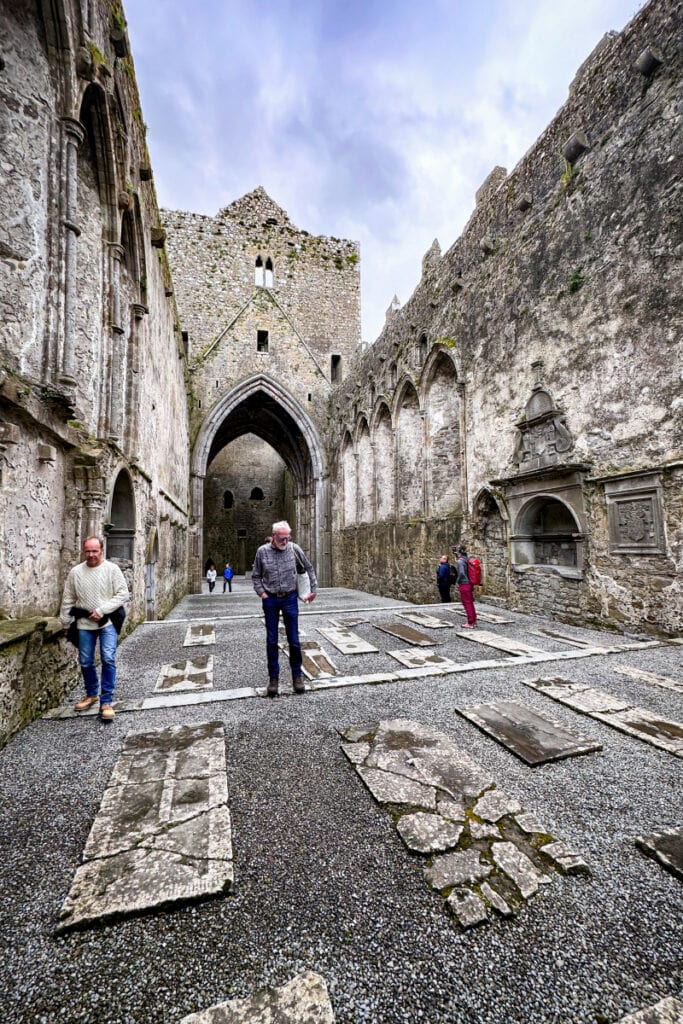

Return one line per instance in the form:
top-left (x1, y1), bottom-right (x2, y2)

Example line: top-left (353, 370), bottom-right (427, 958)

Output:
top-left (271, 520), bottom-right (291, 534)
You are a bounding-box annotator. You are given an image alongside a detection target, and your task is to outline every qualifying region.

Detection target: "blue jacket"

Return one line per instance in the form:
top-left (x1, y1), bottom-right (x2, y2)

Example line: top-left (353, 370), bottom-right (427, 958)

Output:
top-left (436, 562), bottom-right (451, 586)
top-left (223, 567), bottom-right (234, 579)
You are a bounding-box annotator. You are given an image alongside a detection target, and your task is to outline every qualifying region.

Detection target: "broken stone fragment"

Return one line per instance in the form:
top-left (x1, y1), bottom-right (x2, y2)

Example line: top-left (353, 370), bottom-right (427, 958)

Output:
top-left (356, 766), bottom-right (436, 810)
top-left (436, 796), bottom-right (466, 822)
top-left (480, 881), bottom-right (513, 917)
top-left (540, 840), bottom-right (590, 875)
top-left (515, 812), bottom-right (547, 835)
top-left (470, 820), bottom-right (501, 841)
top-left (396, 812), bottom-right (463, 854)
top-left (446, 888), bottom-right (488, 928)
top-left (340, 741), bottom-right (370, 764)
top-left (424, 848), bottom-right (491, 890)
top-left (474, 788), bottom-right (522, 822)
top-left (180, 970), bottom-right (335, 1023)
top-left (491, 841), bottom-right (550, 898)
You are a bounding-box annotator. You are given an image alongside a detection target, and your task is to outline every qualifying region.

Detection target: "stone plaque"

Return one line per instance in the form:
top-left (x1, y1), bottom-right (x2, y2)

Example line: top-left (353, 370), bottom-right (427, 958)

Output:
top-left (636, 827), bottom-right (683, 880)
top-left (615, 665), bottom-right (683, 694)
top-left (154, 657), bottom-right (214, 693)
top-left (456, 699), bottom-right (602, 765)
top-left (328, 616), bottom-right (369, 627)
top-left (180, 971), bottom-right (336, 1024)
top-left (317, 625), bottom-right (379, 654)
top-left (280, 640), bottom-right (337, 679)
top-left (388, 649), bottom-right (458, 670)
top-left (183, 623), bottom-right (216, 647)
top-left (57, 721), bottom-right (233, 931)
top-left (399, 611), bottom-right (454, 629)
top-left (604, 472), bottom-right (665, 554)
top-left (373, 622), bottom-right (439, 646)
top-left (532, 628), bottom-right (607, 651)
top-left (458, 629), bottom-right (545, 656)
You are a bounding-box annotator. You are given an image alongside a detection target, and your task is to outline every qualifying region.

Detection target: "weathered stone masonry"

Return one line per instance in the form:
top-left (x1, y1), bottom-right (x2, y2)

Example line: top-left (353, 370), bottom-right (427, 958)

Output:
top-left (0, 0), bottom-right (191, 744)
top-left (328, 0), bottom-right (682, 636)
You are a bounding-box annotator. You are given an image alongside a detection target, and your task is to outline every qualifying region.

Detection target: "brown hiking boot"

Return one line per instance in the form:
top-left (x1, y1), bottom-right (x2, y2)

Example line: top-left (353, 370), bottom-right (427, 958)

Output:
top-left (292, 676), bottom-right (306, 694)
top-left (74, 696), bottom-right (99, 712)
top-left (99, 704), bottom-right (115, 720)
top-left (266, 677), bottom-right (279, 698)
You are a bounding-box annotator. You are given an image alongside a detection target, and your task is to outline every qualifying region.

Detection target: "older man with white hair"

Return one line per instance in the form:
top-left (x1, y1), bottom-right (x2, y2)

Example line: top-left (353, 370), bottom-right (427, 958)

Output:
top-left (252, 520), bottom-right (317, 697)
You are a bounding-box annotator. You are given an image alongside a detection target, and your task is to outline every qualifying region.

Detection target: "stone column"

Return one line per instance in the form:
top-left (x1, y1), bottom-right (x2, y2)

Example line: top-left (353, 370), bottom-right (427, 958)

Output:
top-left (125, 302), bottom-right (147, 456)
top-left (420, 410), bottom-right (428, 517)
top-left (59, 117), bottom-right (85, 388)
top-left (189, 473), bottom-right (205, 593)
top-left (108, 244), bottom-right (125, 442)
top-left (457, 382), bottom-right (468, 516)
top-left (369, 441), bottom-right (377, 523)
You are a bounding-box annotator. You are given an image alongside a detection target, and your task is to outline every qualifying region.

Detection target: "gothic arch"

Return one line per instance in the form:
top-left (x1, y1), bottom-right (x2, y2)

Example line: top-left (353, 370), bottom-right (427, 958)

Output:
top-left (471, 487), bottom-right (509, 597)
top-left (355, 417), bottom-right (373, 524)
top-left (395, 380), bottom-right (424, 518)
top-left (421, 344), bottom-right (462, 390)
top-left (341, 430), bottom-right (356, 527)
top-left (423, 350), bottom-right (461, 516)
top-left (512, 494), bottom-right (584, 573)
top-left (105, 466), bottom-right (136, 563)
top-left (78, 83), bottom-right (118, 239)
top-left (190, 373), bottom-right (329, 587)
top-left (372, 400), bottom-right (395, 521)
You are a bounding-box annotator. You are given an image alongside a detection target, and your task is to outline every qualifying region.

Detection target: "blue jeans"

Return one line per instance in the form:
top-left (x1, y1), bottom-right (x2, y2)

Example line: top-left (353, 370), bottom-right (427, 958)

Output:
top-left (263, 591), bottom-right (302, 680)
top-left (77, 624), bottom-right (118, 704)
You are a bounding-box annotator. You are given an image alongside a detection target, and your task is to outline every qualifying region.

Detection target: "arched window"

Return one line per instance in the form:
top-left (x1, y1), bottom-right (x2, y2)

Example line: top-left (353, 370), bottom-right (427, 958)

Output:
top-left (223, 490), bottom-right (234, 509)
top-left (107, 470), bottom-right (135, 562)
top-left (254, 256), bottom-right (264, 286)
top-left (418, 333), bottom-right (428, 364)
top-left (250, 486), bottom-right (264, 500)
top-left (265, 257), bottom-right (274, 288)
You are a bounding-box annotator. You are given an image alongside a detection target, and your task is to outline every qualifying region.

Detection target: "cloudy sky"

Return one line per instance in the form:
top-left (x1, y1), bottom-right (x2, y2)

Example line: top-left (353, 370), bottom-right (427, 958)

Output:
top-left (123, 0), bottom-right (644, 343)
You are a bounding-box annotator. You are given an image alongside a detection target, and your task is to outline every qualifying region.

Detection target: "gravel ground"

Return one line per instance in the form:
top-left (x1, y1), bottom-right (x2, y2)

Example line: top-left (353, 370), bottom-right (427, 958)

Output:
top-left (0, 583), bottom-right (681, 1024)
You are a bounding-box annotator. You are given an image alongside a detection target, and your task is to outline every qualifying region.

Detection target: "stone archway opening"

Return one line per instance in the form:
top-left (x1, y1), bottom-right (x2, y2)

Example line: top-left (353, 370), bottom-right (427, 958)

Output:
top-left (512, 496), bottom-right (583, 574)
top-left (190, 376), bottom-right (328, 591)
top-left (106, 469), bottom-right (135, 564)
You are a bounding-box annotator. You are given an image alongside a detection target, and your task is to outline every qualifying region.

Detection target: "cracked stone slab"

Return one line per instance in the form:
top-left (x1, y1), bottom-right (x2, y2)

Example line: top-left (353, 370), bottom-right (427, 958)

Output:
top-left (457, 629), bottom-right (545, 656)
top-left (388, 649), bottom-right (458, 670)
top-left (154, 657), bottom-right (214, 693)
top-left (616, 996), bottom-right (683, 1023)
top-left (614, 665), bottom-right (683, 694)
top-left (328, 616), bottom-right (369, 627)
top-left (396, 812), bottom-right (463, 853)
top-left (180, 970), bottom-right (336, 1023)
top-left (531, 627), bottom-right (609, 652)
top-left (524, 678), bottom-right (683, 757)
top-left (399, 611), bottom-right (455, 629)
top-left (635, 827), bottom-right (683, 880)
top-left (279, 640), bottom-right (337, 679)
top-left (373, 622), bottom-right (440, 646)
top-left (456, 699), bottom-right (602, 765)
top-left (339, 719), bottom-right (588, 930)
top-left (183, 623), bottom-right (216, 647)
top-left (57, 721), bottom-right (233, 932)
top-left (316, 626), bottom-right (379, 654)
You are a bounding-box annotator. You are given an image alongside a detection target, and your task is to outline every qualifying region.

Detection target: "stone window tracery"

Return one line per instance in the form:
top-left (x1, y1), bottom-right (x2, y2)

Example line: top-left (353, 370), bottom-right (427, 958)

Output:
top-left (254, 256), bottom-right (264, 286)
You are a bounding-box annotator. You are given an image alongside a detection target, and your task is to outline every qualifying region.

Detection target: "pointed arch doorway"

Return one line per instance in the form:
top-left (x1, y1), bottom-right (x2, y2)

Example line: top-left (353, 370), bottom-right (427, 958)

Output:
top-left (189, 375), bottom-right (329, 592)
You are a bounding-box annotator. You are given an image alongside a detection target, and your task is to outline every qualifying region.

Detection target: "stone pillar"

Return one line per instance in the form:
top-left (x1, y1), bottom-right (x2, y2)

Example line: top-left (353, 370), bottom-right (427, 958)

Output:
top-left (125, 302), bottom-right (147, 456)
top-left (108, 244), bottom-right (125, 442)
top-left (59, 117), bottom-right (85, 388)
top-left (420, 410), bottom-right (428, 517)
top-left (369, 441), bottom-right (377, 523)
top-left (457, 382), bottom-right (468, 516)
top-left (189, 473), bottom-right (205, 593)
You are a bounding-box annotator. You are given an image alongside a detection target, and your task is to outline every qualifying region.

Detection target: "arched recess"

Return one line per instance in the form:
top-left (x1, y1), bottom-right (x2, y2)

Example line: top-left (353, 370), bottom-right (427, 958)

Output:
top-left (341, 431), bottom-right (356, 527)
top-left (356, 419), bottom-right (373, 523)
top-left (190, 374), bottom-right (329, 590)
top-left (373, 401), bottom-right (395, 521)
top-left (423, 350), bottom-right (460, 516)
top-left (106, 468), bottom-right (136, 562)
top-left (145, 527), bottom-right (159, 621)
top-left (512, 495), bottom-right (584, 574)
top-left (471, 488), bottom-right (509, 597)
top-left (395, 381), bottom-right (424, 518)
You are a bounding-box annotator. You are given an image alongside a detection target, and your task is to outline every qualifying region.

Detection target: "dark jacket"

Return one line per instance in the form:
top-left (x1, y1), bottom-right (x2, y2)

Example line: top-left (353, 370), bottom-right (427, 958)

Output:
top-left (436, 562), bottom-right (451, 587)
top-left (455, 556), bottom-right (470, 586)
top-left (65, 605), bottom-right (126, 648)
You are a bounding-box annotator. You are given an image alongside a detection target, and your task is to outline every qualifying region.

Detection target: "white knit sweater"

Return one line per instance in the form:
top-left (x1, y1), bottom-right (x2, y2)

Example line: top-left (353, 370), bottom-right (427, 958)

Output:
top-left (60, 560), bottom-right (130, 630)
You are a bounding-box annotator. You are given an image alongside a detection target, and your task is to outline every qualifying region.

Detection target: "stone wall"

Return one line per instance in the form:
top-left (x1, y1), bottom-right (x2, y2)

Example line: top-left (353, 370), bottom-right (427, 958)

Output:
top-left (0, 0), bottom-right (191, 742)
top-left (329, 0), bottom-right (682, 635)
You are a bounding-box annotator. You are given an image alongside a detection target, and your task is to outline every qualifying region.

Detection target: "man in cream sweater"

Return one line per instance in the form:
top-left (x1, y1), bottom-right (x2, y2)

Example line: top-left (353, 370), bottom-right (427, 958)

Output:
top-left (60, 536), bottom-right (130, 719)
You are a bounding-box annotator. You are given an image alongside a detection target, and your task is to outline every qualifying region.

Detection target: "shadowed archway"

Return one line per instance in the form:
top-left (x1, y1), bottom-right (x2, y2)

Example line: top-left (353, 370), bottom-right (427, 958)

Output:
top-left (190, 375), bottom-right (329, 591)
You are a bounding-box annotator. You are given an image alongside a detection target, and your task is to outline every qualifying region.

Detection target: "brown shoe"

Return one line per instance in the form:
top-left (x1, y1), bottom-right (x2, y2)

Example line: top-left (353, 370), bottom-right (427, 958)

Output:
top-left (100, 704), bottom-right (115, 720)
top-left (74, 696), bottom-right (99, 712)
top-left (266, 678), bottom-right (279, 698)
top-left (292, 676), bottom-right (306, 694)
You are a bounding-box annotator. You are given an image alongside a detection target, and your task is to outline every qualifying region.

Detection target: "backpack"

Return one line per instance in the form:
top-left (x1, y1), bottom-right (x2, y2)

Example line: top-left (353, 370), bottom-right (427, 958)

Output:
top-left (467, 556), bottom-right (482, 586)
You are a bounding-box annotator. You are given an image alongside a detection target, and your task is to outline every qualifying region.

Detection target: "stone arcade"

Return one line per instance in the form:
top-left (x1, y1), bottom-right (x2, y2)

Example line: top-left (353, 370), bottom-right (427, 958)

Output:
top-left (0, 0), bottom-right (681, 743)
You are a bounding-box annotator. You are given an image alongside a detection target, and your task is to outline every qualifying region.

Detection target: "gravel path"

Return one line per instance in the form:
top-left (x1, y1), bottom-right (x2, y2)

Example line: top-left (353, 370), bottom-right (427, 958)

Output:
top-left (0, 583), bottom-right (680, 1024)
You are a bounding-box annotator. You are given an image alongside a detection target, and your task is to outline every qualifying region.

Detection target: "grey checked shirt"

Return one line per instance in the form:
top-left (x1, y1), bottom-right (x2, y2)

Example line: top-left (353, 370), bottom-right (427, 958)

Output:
top-left (252, 542), bottom-right (317, 597)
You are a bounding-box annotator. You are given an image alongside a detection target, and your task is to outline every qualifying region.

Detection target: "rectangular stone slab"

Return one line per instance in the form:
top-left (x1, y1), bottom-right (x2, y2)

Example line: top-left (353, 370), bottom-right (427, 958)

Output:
top-left (635, 827), bottom-right (683, 881)
top-left (399, 612), bottom-right (454, 629)
top-left (531, 628), bottom-right (608, 652)
top-left (183, 623), bottom-right (216, 647)
top-left (57, 721), bottom-right (233, 931)
top-left (317, 625), bottom-right (379, 654)
top-left (457, 629), bottom-right (545, 656)
top-left (456, 699), bottom-right (602, 765)
top-left (280, 640), bottom-right (337, 678)
top-left (614, 665), bottom-right (683, 694)
top-left (592, 706), bottom-right (683, 757)
top-left (328, 616), bottom-right (369, 627)
top-left (154, 656), bottom-right (214, 693)
top-left (388, 649), bottom-right (458, 670)
top-left (373, 622), bottom-right (439, 646)
top-left (449, 608), bottom-right (514, 624)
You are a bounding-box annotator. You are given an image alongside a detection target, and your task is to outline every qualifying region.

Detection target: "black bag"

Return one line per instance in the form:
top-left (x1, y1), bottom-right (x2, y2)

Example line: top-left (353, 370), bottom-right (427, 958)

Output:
top-left (65, 605), bottom-right (126, 647)
top-left (449, 564), bottom-right (458, 586)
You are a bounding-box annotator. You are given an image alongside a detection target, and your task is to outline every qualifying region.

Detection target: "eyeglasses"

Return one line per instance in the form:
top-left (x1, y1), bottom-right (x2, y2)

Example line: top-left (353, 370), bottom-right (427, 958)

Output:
top-left (273, 534), bottom-right (291, 542)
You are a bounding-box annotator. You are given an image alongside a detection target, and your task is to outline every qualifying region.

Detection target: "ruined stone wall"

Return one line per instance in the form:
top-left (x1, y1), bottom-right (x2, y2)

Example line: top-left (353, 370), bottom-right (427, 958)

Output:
top-left (0, 0), bottom-right (191, 742)
top-left (330, 0), bottom-right (682, 635)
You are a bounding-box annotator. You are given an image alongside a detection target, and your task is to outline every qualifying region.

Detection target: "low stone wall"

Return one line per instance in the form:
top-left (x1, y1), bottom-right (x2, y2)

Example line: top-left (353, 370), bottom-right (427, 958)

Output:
top-left (0, 618), bottom-right (79, 748)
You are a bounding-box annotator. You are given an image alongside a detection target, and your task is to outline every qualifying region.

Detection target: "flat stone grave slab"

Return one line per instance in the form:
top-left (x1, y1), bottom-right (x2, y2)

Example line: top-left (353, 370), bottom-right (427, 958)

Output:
top-left (328, 616), bottom-right (369, 627)
top-left (339, 718), bottom-right (589, 930)
top-left (531, 627), bottom-right (608, 652)
top-left (457, 629), bottom-right (545, 656)
top-left (399, 611), bottom-right (454, 629)
top-left (183, 623), bottom-right (216, 647)
top-left (373, 622), bottom-right (440, 647)
top-left (449, 608), bottom-right (515, 624)
top-left (154, 656), bottom-right (214, 693)
top-left (317, 625), bottom-right (379, 654)
top-left (635, 826), bottom-right (683, 881)
top-left (281, 639), bottom-right (337, 679)
top-left (388, 649), bottom-right (458, 671)
top-left (456, 699), bottom-right (602, 765)
top-left (617, 996), bottom-right (683, 1023)
top-left (180, 971), bottom-right (335, 1023)
top-left (57, 721), bottom-right (233, 932)
top-left (615, 665), bottom-right (683, 694)
top-left (524, 677), bottom-right (683, 758)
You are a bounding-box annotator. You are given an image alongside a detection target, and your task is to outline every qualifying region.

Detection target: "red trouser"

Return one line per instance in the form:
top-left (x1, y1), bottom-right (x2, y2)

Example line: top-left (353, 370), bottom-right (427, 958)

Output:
top-left (458, 583), bottom-right (477, 625)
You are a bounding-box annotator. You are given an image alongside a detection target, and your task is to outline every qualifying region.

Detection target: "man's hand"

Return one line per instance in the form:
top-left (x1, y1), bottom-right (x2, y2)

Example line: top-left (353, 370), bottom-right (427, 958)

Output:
top-left (89, 609), bottom-right (102, 621)
top-left (304, 592), bottom-right (317, 604)
top-left (261, 593), bottom-right (268, 600)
